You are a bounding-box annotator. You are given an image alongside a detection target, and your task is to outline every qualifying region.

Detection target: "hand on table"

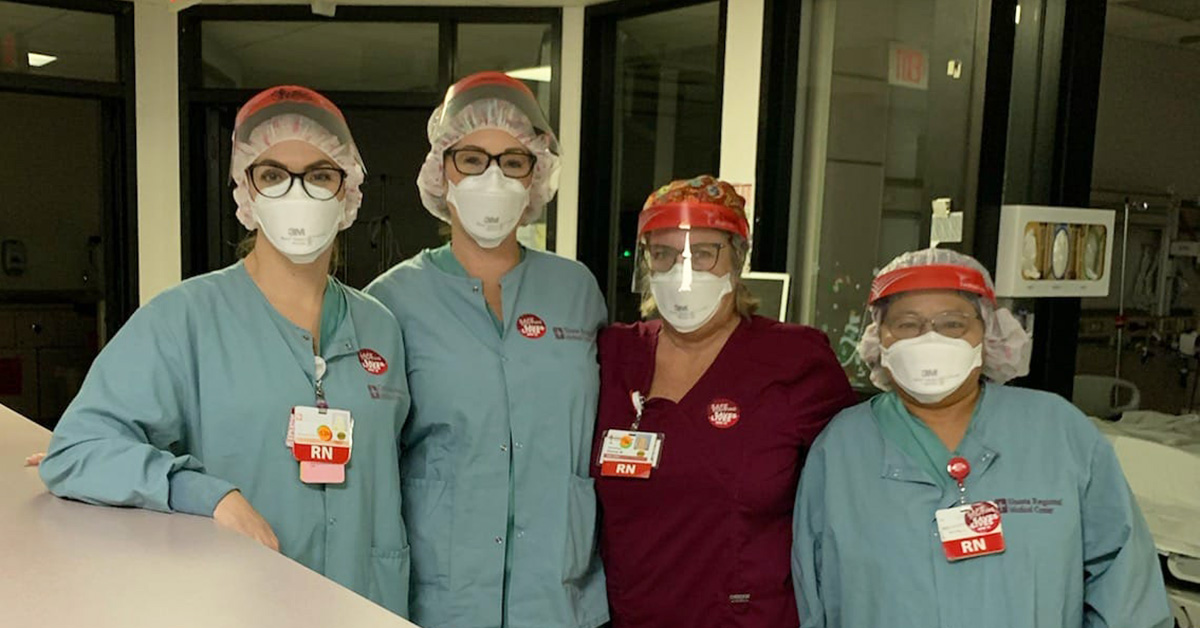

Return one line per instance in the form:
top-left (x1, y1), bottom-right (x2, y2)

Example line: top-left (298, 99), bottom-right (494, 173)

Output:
top-left (213, 490), bottom-right (280, 552)
top-left (24, 453), bottom-right (45, 467)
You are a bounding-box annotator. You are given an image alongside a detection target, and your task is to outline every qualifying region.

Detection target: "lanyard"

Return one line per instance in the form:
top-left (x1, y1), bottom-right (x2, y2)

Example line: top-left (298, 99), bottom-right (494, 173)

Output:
top-left (947, 456), bottom-right (971, 505)
top-left (315, 356), bottom-right (329, 410)
top-left (630, 391), bottom-right (646, 430)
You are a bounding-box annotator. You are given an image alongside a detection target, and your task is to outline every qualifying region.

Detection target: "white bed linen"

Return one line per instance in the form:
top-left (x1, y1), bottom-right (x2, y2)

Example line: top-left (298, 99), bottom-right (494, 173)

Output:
top-left (1090, 411), bottom-right (1200, 562)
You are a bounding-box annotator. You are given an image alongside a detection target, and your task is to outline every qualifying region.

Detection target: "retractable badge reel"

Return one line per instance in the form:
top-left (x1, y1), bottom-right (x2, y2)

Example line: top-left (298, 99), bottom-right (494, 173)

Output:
top-left (934, 456), bottom-right (1006, 561)
top-left (598, 391), bottom-right (665, 479)
top-left (285, 356), bottom-right (355, 484)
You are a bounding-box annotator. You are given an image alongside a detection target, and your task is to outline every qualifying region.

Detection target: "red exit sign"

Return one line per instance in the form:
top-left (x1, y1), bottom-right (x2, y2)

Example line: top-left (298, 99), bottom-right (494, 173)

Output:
top-left (889, 43), bottom-right (928, 90)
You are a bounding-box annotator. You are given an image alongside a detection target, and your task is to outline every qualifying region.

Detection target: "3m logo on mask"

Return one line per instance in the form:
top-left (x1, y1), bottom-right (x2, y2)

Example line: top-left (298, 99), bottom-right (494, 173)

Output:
top-left (921, 368), bottom-right (939, 377)
top-left (288, 227), bottom-right (307, 236)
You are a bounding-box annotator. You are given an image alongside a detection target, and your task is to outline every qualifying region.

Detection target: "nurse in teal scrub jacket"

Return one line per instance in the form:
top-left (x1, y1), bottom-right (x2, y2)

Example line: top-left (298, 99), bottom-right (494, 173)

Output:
top-left (366, 72), bottom-right (608, 628)
top-left (791, 248), bottom-right (1172, 628)
top-left (38, 86), bottom-right (411, 616)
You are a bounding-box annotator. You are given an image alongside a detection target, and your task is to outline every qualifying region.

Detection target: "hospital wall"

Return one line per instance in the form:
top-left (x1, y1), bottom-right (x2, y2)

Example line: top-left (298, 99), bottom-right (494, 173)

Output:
top-left (130, 0), bottom-right (766, 304)
top-left (1092, 35), bottom-right (1200, 202)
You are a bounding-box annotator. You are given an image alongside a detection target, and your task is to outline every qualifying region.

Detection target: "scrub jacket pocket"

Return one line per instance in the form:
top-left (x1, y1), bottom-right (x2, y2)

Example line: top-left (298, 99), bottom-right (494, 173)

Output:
top-left (370, 544), bottom-right (411, 617)
top-left (565, 475), bottom-right (599, 584)
top-left (403, 478), bottom-right (452, 586)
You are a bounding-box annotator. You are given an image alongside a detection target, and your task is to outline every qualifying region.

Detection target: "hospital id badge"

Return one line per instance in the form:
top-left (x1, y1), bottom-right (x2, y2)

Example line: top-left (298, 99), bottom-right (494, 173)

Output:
top-left (598, 429), bottom-right (663, 479)
top-left (936, 501), bottom-right (1006, 561)
top-left (290, 406), bottom-right (354, 484)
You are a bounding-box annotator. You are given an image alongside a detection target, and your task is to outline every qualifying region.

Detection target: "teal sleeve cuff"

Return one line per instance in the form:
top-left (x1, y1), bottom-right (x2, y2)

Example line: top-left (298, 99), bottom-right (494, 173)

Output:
top-left (168, 469), bottom-right (237, 517)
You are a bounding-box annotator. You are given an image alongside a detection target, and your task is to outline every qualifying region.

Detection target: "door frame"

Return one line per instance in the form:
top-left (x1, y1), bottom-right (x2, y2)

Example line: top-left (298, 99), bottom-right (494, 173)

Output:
top-left (577, 0), bottom-right (729, 319)
top-left (998, 0), bottom-right (1109, 397)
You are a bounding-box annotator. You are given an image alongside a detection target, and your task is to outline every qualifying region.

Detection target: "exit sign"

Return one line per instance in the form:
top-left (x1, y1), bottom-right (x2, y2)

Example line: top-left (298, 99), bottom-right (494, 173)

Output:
top-left (889, 43), bottom-right (928, 90)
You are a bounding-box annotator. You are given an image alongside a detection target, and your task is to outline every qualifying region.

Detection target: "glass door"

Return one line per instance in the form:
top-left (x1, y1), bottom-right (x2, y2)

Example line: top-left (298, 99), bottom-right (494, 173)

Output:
top-left (579, 0), bottom-right (725, 322)
top-left (790, 0), bottom-right (989, 387)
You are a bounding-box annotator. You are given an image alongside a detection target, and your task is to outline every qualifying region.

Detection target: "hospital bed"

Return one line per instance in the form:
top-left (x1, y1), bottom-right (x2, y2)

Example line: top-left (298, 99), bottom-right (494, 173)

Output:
top-left (1090, 410), bottom-right (1200, 627)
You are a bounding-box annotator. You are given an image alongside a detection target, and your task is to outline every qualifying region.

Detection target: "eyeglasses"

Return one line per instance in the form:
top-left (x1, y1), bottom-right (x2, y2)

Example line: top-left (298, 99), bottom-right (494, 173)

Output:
top-left (644, 243), bottom-right (726, 273)
top-left (883, 311), bottom-right (980, 340)
top-left (446, 148), bottom-right (537, 179)
top-left (247, 164), bottom-right (346, 201)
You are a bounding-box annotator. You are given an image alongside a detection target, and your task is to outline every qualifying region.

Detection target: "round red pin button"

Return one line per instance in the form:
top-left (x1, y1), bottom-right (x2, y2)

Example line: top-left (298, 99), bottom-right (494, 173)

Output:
top-left (707, 399), bottom-right (740, 429)
top-left (947, 456), bottom-right (971, 483)
top-left (517, 314), bottom-right (547, 339)
top-left (358, 349), bottom-right (389, 375)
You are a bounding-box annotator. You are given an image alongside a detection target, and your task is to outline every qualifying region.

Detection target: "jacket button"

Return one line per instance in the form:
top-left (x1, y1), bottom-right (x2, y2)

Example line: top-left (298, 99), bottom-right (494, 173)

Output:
top-left (500, 444), bottom-right (508, 452)
top-left (495, 536), bottom-right (504, 545)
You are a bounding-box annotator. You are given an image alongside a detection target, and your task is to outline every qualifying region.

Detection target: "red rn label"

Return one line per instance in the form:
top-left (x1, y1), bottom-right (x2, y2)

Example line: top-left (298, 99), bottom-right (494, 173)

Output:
top-left (943, 532), bottom-right (1006, 561)
top-left (293, 443), bottom-right (350, 465)
top-left (600, 460), bottom-right (652, 479)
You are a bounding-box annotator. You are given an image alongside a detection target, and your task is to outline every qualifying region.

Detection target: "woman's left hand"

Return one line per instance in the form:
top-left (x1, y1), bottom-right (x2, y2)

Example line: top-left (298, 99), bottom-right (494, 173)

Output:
top-left (24, 453), bottom-right (45, 467)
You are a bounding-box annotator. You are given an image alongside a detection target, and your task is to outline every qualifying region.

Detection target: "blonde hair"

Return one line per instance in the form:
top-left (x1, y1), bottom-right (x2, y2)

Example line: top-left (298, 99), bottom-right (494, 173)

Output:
top-left (638, 233), bottom-right (759, 319)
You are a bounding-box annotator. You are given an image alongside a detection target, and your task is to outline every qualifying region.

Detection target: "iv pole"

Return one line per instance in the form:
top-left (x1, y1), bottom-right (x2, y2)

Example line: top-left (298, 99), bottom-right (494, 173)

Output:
top-left (1116, 198), bottom-right (1131, 383)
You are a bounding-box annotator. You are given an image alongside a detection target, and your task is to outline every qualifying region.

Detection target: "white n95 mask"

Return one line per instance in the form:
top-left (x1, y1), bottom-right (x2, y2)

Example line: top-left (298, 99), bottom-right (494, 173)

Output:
top-left (447, 164), bottom-right (531, 249)
top-left (881, 332), bottom-right (983, 404)
top-left (649, 264), bottom-right (733, 333)
top-left (252, 183), bottom-right (345, 265)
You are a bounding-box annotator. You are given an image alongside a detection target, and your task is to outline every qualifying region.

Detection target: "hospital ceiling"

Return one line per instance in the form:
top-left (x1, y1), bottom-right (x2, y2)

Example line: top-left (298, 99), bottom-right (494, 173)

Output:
top-left (3, 0), bottom-right (1198, 84)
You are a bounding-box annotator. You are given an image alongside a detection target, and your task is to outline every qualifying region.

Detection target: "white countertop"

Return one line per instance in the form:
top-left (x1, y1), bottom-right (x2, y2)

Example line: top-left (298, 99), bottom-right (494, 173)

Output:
top-left (0, 403), bottom-right (419, 627)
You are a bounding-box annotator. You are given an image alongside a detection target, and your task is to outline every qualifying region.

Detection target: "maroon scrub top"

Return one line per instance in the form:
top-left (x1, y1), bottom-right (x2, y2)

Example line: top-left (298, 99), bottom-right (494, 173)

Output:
top-left (593, 316), bottom-right (855, 628)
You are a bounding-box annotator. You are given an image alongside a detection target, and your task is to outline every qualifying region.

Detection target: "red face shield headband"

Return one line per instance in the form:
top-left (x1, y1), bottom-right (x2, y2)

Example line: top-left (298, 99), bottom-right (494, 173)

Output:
top-left (234, 85), bottom-right (352, 146)
top-left (434, 71), bottom-right (559, 155)
top-left (637, 202), bottom-right (750, 240)
top-left (869, 264), bottom-right (996, 305)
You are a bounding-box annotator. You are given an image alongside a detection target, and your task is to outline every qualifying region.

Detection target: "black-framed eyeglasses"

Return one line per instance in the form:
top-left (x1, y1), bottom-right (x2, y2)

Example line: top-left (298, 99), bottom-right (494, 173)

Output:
top-left (644, 243), bottom-right (726, 273)
top-left (883, 311), bottom-right (981, 340)
top-left (247, 164), bottom-right (346, 201)
top-left (446, 148), bottom-right (537, 179)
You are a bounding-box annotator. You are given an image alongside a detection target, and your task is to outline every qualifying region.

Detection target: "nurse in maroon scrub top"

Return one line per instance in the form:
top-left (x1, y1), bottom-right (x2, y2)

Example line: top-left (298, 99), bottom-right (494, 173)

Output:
top-left (592, 175), bottom-right (856, 628)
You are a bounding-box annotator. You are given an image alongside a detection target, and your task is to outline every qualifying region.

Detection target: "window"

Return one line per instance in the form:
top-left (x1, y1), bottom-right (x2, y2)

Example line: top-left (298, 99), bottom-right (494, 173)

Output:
top-left (788, 0), bottom-right (988, 387)
top-left (201, 21), bottom-right (439, 92)
top-left (181, 7), bottom-right (562, 286)
top-left (0, 0), bottom-right (117, 82)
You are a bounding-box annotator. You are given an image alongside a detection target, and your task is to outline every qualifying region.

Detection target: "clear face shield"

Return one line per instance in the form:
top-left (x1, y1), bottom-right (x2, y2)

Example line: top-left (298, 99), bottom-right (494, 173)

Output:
top-left (631, 228), bottom-right (730, 293)
top-left (431, 74), bottom-right (561, 156)
top-left (634, 226), bottom-right (739, 332)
